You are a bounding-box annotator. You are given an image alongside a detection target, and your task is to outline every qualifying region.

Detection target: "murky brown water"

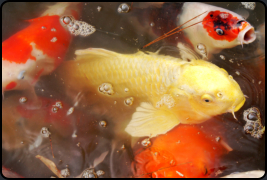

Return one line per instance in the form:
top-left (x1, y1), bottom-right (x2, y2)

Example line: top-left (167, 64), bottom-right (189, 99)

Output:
top-left (2, 2), bottom-right (265, 178)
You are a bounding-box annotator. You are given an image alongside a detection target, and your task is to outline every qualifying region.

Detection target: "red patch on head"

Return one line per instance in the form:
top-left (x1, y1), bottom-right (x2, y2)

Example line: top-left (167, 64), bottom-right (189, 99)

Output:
top-left (2, 15), bottom-right (71, 67)
top-left (5, 81), bottom-right (17, 90)
top-left (202, 11), bottom-right (241, 42)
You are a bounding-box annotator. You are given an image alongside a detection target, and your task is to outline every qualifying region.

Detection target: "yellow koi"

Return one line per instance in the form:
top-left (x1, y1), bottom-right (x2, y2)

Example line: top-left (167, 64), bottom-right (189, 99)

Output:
top-left (57, 48), bottom-right (245, 137)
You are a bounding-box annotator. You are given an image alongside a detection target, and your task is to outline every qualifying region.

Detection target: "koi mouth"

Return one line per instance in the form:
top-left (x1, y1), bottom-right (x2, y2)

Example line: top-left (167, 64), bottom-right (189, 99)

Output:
top-left (231, 96), bottom-right (246, 120)
top-left (238, 26), bottom-right (256, 47)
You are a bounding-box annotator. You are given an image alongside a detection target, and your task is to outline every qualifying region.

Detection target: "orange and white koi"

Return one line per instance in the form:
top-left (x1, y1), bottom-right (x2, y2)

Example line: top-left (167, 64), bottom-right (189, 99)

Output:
top-left (2, 2), bottom-right (82, 96)
top-left (140, 2), bottom-right (256, 59)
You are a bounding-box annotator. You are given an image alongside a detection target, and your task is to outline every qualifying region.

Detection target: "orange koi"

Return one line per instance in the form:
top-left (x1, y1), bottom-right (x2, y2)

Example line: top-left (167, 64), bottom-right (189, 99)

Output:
top-left (132, 124), bottom-right (227, 178)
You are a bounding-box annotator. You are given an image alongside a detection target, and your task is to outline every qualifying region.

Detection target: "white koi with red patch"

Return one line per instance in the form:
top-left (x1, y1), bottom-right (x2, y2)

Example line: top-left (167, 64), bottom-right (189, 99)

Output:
top-left (2, 2), bottom-right (82, 94)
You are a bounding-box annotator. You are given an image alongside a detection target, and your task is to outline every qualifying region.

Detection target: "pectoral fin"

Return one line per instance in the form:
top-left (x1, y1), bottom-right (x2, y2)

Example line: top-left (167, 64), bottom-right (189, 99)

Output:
top-left (125, 102), bottom-right (180, 137)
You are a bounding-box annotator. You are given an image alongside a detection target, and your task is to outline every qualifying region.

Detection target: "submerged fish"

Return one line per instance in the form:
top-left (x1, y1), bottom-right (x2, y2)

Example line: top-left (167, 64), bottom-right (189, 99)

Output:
top-left (57, 48), bottom-right (245, 137)
top-left (132, 125), bottom-right (226, 178)
top-left (2, 94), bottom-right (75, 151)
top-left (2, 2), bottom-right (82, 97)
top-left (138, 2), bottom-right (256, 58)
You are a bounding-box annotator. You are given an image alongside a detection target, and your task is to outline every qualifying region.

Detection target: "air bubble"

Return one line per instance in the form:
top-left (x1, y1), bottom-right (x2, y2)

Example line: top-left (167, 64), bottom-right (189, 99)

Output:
top-left (215, 136), bottom-right (221, 142)
top-left (41, 127), bottom-right (51, 138)
top-left (62, 16), bottom-right (72, 25)
top-left (150, 22), bottom-right (155, 27)
top-left (19, 97), bottom-right (27, 103)
top-left (219, 55), bottom-right (225, 60)
top-left (124, 88), bottom-right (129, 92)
top-left (247, 112), bottom-right (258, 120)
top-left (73, 24), bottom-right (79, 30)
top-left (197, 43), bottom-right (206, 50)
top-left (229, 59), bottom-right (234, 63)
top-left (97, 6), bottom-right (102, 12)
top-left (118, 3), bottom-right (130, 13)
top-left (41, 26), bottom-right (46, 30)
top-left (124, 97), bottom-right (134, 106)
top-left (52, 106), bottom-right (59, 113)
top-left (235, 71), bottom-right (240, 75)
top-left (50, 37), bottom-right (57, 42)
top-left (99, 120), bottom-right (107, 127)
top-left (51, 28), bottom-right (56, 32)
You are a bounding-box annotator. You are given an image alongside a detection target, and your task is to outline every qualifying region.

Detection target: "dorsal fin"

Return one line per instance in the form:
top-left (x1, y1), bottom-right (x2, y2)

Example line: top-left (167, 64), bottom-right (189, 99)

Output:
top-left (74, 48), bottom-right (120, 61)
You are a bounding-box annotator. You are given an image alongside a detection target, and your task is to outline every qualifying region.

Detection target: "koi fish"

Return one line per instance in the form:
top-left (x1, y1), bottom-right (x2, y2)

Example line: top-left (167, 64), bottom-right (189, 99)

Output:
top-left (2, 2), bottom-right (82, 97)
top-left (139, 2), bottom-right (256, 59)
top-left (56, 48), bottom-right (245, 137)
top-left (2, 94), bottom-right (76, 151)
top-left (132, 125), bottom-right (226, 178)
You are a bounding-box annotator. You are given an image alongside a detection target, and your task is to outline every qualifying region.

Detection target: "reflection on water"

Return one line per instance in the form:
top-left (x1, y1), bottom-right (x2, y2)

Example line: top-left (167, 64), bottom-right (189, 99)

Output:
top-left (2, 2), bottom-right (265, 178)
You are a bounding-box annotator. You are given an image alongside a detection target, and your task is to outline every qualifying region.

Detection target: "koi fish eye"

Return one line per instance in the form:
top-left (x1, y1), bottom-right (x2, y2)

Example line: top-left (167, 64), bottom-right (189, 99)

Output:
top-left (201, 94), bottom-right (214, 103)
top-left (216, 28), bottom-right (224, 35)
top-left (236, 20), bottom-right (245, 26)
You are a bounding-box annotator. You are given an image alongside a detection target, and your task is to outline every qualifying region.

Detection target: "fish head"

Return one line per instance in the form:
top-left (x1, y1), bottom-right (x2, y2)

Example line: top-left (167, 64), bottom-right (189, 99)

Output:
top-left (180, 3), bottom-right (256, 55)
top-left (172, 59), bottom-right (245, 123)
top-left (201, 10), bottom-right (256, 49)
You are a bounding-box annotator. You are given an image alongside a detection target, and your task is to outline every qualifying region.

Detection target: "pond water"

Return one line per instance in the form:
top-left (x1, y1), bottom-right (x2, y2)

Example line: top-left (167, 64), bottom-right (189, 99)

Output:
top-left (2, 2), bottom-right (265, 178)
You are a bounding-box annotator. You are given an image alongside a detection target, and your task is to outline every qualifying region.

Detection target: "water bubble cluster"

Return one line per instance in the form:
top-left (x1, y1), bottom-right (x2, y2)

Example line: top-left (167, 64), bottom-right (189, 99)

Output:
top-left (41, 127), bottom-right (51, 138)
top-left (241, 2), bottom-right (256, 10)
top-left (60, 168), bottom-right (70, 178)
top-left (141, 138), bottom-right (151, 147)
top-left (118, 3), bottom-right (130, 13)
top-left (52, 101), bottom-right (63, 113)
top-left (124, 97), bottom-right (134, 106)
top-left (156, 94), bottom-right (175, 109)
top-left (55, 101), bottom-right (63, 109)
top-left (19, 97), bottom-right (27, 103)
top-left (98, 83), bottom-right (114, 95)
top-left (81, 168), bottom-right (105, 178)
top-left (196, 43), bottom-right (207, 57)
top-left (60, 16), bottom-right (96, 37)
top-left (243, 107), bottom-right (265, 139)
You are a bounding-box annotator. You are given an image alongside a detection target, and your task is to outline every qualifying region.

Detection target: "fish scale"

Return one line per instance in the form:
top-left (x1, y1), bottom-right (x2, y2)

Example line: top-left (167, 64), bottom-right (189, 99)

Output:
top-left (58, 48), bottom-right (245, 138)
top-left (71, 52), bottom-right (180, 98)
